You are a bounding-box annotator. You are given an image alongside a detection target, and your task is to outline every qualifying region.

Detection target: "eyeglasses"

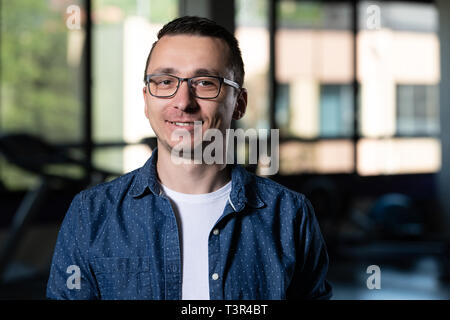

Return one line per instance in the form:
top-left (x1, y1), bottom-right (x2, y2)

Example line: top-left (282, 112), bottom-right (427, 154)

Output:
top-left (144, 74), bottom-right (241, 99)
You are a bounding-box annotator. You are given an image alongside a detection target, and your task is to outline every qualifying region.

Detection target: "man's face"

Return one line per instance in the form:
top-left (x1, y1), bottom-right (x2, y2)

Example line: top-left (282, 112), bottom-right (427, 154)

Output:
top-left (143, 34), bottom-right (246, 154)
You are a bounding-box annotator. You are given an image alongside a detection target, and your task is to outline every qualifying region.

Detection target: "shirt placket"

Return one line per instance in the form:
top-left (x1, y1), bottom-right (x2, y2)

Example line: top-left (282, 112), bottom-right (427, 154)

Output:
top-left (208, 198), bottom-right (241, 300)
top-left (162, 197), bottom-right (182, 300)
top-left (208, 221), bottom-right (222, 300)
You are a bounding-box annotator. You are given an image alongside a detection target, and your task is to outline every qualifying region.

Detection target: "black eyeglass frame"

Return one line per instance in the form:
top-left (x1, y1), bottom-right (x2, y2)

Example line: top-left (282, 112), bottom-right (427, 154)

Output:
top-left (144, 74), bottom-right (241, 99)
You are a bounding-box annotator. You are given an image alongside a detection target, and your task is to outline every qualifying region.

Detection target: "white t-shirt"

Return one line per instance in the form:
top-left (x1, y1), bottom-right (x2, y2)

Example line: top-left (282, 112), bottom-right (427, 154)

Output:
top-left (160, 180), bottom-right (232, 300)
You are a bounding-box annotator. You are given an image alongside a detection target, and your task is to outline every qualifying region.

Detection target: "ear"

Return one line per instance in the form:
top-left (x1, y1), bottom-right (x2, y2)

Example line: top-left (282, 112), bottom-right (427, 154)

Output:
top-left (232, 88), bottom-right (247, 120)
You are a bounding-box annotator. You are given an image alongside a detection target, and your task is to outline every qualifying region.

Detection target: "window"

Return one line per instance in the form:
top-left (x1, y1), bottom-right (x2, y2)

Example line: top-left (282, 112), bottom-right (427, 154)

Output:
top-left (270, 1), bottom-right (440, 176)
top-left (320, 84), bottom-right (353, 138)
top-left (397, 85), bottom-right (439, 136)
top-left (276, 1), bottom-right (355, 174)
top-left (235, 0), bottom-right (270, 131)
top-left (357, 1), bottom-right (440, 175)
top-left (0, 0), bottom-right (85, 190)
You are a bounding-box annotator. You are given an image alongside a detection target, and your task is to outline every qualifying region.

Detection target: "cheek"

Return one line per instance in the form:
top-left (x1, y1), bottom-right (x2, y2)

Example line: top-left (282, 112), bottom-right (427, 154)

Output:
top-left (209, 107), bottom-right (233, 130)
top-left (145, 99), bottom-right (163, 120)
top-left (219, 97), bottom-right (236, 123)
top-left (144, 104), bottom-right (150, 119)
top-left (144, 97), bottom-right (153, 119)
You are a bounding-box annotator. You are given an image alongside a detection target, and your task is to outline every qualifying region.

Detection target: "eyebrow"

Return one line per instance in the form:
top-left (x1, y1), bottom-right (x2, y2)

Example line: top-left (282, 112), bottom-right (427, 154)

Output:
top-left (192, 68), bottom-right (221, 77)
top-left (149, 67), bottom-right (221, 77)
top-left (151, 67), bottom-right (177, 75)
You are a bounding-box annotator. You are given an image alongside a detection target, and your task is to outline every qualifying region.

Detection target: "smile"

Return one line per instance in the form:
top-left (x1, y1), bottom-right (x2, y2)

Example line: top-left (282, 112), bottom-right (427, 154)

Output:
top-left (166, 120), bottom-right (203, 127)
top-left (170, 121), bottom-right (194, 126)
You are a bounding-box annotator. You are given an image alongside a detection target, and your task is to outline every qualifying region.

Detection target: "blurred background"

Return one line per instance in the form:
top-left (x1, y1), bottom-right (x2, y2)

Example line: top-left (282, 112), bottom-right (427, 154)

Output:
top-left (0, 0), bottom-right (449, 300)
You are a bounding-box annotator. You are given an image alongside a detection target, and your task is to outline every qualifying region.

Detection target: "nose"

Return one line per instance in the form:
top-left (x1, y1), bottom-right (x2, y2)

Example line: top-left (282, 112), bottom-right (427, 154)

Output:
top-left (172, 79), bottom-right (196, 112)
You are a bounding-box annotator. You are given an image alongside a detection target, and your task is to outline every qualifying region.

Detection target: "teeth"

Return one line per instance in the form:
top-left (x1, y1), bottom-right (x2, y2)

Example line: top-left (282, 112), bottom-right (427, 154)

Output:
top-left (170, 121), bottom-right (197, 126)
top-left (176, 122), bottom-right (193, 126)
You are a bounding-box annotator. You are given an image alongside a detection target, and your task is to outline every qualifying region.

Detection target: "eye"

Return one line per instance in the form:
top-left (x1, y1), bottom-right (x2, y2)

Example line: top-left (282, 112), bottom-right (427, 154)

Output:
top-left (194, 77), bottom-right (219, 88)
top-left (149, 75), bottom-right (176, 87)
top-left (159, 79), bottom-right (173, 85)
top-left (198, 80), bottom-right (214, 87)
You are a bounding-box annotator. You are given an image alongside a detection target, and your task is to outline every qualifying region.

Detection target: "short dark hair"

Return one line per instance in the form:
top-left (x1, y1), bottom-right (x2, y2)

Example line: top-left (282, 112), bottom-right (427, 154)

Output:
top-left (144, 16), bottom-right (245, 87)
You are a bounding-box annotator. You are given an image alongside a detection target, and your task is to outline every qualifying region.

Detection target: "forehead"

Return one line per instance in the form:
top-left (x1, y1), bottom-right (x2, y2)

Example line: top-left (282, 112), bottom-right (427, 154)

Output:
top-left (147, 35), bottom-right (231, 76)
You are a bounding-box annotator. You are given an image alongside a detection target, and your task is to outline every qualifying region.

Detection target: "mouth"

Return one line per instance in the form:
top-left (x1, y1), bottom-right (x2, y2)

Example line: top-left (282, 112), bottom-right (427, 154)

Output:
top-left (166, 120), bottom-right (204, 135)
top-left (168, 121), bottom-right (195, 126)
top-left (166, 120), bottom-right (203, 126)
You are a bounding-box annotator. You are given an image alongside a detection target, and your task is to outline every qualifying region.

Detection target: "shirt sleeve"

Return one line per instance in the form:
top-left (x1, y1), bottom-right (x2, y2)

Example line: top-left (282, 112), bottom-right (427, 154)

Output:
top-left (46, 192), bottom-right (100, 300)
top-left (286, 195), bottom-right (333, 300)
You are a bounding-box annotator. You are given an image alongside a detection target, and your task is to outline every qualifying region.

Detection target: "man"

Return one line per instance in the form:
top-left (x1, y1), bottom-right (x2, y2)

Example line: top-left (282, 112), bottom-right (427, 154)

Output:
top-left (46, 16), bottom-right (332, 300)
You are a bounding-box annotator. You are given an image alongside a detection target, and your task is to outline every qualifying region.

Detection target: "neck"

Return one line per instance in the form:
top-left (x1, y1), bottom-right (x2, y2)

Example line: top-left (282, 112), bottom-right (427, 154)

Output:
top-left (155, 143), bottom-right (231, 194)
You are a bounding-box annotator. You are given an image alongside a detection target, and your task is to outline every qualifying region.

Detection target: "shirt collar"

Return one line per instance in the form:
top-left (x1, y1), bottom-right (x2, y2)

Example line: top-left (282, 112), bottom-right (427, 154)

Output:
top-left (128, 147), bottom-right (265, 211)
top-left (129, 147), bottom-right (161, 197)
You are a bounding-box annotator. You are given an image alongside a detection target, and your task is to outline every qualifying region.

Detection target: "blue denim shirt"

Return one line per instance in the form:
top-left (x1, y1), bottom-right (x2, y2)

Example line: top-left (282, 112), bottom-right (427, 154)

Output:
top-left (46, 148), bottom-right (332, 300)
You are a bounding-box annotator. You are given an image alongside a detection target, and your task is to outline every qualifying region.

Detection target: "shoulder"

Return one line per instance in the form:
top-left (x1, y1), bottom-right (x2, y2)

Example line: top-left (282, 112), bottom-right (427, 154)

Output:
top-left (69, 167), bottom-right (142, 223)
top-left (59, 167), bottom-right (144, 244)
top-left (242, 168), bottom-right (312, 220)
top-left (80, 168), bottom-right (139, 202)
top-left (250, 170), bottom-right (307, 205)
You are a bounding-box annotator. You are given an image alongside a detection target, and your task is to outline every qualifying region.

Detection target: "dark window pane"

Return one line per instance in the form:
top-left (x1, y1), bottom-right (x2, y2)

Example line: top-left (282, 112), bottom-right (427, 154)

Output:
top-left (397, 85), bottom-right (440, 136)
top-left (320, 84), bottom-right (353, 137)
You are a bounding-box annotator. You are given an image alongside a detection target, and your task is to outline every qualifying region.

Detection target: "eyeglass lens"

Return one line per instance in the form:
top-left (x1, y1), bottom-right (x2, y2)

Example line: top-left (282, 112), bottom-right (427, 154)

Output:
top-left (148, 75), bottom-right (221, 98)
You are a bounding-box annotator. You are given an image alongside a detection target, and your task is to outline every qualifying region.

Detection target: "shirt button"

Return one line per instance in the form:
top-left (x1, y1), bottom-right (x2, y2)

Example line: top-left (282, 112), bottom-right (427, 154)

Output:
top-left (212, 273), bottom-right (219, 280)
top-left (213, 228), bottom-right (219, 235)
